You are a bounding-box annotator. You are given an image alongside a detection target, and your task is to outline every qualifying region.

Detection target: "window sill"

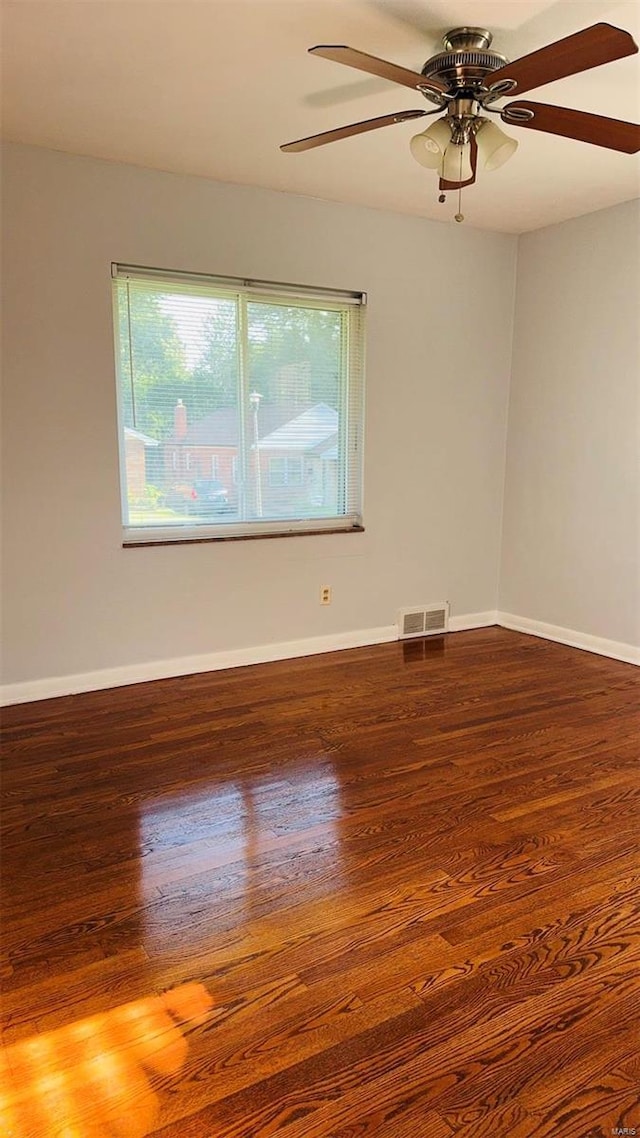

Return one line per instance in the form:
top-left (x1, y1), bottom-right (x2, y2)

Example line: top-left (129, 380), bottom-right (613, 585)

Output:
top-left (123, 524), bottom-right (365, 548)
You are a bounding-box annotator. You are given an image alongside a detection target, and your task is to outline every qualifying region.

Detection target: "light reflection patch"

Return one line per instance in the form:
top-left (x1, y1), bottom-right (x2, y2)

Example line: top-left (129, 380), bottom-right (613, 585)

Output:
top-left (0, 983), bottom-right (212, 1137)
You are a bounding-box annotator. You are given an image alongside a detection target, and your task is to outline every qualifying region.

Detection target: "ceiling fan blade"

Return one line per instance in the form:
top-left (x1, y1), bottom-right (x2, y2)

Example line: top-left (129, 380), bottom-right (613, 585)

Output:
top-left (502, 100), bottom-right (640, 153)
top-left (281, 109), bottom-right (427, 153)
top-left (309, 45), bottom-right (447, 95)
top-left (439, 137), bottom-right (478, 190)
top-left (486, 23), bottom-right (638, 97)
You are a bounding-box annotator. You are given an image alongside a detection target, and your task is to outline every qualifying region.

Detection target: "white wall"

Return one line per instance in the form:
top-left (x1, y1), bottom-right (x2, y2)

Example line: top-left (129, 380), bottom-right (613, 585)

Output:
top-left (1, 144), bottom-right (516, 691)
top-left (500, 199), bottom-right (640, 651)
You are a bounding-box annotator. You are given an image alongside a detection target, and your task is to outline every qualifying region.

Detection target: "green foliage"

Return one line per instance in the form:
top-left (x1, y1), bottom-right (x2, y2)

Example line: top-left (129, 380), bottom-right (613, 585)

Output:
top-left (127, 483), bottom-right (167, 511)
top-left (142, 483), bottom-right (166, 507)
top-left (118, 286), bottom-right (344, 445)
top-left (189, 302), bottom-right (239, 409)
top-left (118, 287), bottom-right (190, 439)
top-left (246, 303), bottom-right (341, 408)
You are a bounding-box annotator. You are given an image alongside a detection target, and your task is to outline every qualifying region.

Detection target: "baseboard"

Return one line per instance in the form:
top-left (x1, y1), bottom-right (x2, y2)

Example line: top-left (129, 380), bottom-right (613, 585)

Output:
top-left (8, 609), bottom-right (632, 707)
top-left (449, 610), bottom-right (498, 633)
top-left (1, 625), bottom-right (400, 706)
top-left (497, 611), bottom-right (640, 667)
top-left (0, 611), bottom-right (500, 706)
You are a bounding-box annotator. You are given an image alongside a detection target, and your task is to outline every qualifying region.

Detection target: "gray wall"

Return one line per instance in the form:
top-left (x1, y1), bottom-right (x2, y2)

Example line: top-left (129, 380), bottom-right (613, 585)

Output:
top-left (1, 144), bottom-right (516, 686)
top-left (500, 199), bottom-right (640, 649)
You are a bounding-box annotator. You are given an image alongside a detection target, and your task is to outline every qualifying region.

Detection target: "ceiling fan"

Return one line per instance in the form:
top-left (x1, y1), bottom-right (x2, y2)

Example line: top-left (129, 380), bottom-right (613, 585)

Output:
top-left (281, 23), bottom-right (640, 220)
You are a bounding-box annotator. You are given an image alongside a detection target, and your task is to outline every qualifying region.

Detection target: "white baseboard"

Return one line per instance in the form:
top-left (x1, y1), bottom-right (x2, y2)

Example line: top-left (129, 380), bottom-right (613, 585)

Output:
top-left (0, 625), bottom-right (398, 707)
top-left (449, 610), bottom-right (497, 632)
top-left (497, 611), bottom-right (640, 667)
top-left (5, 609), bottom-right (634, 707)
top-left (0, 611), bottom-right (498, 706)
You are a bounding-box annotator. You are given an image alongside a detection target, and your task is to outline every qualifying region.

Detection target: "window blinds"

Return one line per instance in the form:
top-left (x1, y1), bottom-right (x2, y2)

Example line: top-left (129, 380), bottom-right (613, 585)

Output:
top-left (112, 264), bottom-right (366, 544)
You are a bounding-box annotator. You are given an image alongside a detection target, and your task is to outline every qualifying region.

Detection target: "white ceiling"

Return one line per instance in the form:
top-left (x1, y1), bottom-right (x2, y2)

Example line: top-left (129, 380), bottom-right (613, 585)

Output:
top-left (1, 0), bottom-right (639, 232)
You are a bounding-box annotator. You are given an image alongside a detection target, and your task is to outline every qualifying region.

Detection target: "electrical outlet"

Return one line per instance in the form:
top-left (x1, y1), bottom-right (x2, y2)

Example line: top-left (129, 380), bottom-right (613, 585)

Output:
top-left (320, 585), bottom-right (332, 605)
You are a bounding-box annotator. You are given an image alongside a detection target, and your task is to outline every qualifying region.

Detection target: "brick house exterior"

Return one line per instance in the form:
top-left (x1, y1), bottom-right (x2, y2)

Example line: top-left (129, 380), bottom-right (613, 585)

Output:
top-left (124, 427), bottom-right (160, 501)
top-left (164, 399), bottom-right (339, 516)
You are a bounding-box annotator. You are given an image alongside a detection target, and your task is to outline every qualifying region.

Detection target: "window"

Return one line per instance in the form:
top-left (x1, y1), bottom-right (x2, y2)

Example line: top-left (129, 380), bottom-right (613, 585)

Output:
top-left (269, 457), bottom-right (304, 487)
top-left (113, 264), bottom-right (365, 544)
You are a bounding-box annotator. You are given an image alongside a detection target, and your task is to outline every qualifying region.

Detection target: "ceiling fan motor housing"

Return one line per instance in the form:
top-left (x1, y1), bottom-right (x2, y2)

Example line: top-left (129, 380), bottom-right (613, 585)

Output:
top-left (422, 27), bottom-right (509, 93)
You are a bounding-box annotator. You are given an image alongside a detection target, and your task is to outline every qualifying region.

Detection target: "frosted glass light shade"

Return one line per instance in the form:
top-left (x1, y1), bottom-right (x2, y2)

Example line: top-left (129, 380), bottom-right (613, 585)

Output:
top-left (409, 118), bottom-right (451, 169)
top-left (476, 120), bottom-right (518, 170)
top-left (440, 142), bottom-right (473, 183)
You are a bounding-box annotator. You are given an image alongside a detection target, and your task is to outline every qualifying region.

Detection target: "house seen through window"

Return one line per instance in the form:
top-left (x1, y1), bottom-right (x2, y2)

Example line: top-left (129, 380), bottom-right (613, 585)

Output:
top-left (113, 265), bottom-right (365, 543)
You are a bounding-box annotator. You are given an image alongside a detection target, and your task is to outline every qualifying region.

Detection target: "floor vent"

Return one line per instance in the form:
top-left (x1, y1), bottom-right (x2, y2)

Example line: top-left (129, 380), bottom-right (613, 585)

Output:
top-left (398, 602), bottom-right (450, 639)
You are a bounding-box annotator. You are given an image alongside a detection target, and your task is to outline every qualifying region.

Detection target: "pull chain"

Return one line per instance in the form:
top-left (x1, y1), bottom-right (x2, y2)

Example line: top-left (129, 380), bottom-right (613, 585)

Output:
top-left (455, 145), bottom-right (465, 223)
top-left (437, 143), bottom-right (466, 221)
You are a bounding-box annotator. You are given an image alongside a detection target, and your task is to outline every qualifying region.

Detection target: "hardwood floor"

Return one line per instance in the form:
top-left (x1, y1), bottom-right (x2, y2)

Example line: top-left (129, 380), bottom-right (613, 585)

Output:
top-left (1, 627), bottom-right (639, 1137)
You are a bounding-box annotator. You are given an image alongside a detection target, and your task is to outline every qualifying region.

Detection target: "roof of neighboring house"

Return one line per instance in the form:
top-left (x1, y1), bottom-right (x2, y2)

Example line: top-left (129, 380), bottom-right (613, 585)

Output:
top-left (172, 402), bottom-right (339, 452)
top-left (124, 426), bottom-right (159, 447)
top-left (172, 403), bottom-right (305, 447)
top-left (309, 432), bottom-right (338, 460)
top-left (257, 403), bottom-right (338, 451)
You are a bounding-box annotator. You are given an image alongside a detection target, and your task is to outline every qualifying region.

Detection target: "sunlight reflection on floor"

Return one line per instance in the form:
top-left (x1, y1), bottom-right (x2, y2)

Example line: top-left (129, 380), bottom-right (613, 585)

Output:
top-left (138, 763), bottom-right (347, 958)
top-left (0, 983), bottom-right (212, 1137)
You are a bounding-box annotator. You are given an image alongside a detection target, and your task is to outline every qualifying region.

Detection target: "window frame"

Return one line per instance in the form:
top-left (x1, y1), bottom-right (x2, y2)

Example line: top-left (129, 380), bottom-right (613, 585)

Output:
top-left (112, 263), bottom-right (366, 546)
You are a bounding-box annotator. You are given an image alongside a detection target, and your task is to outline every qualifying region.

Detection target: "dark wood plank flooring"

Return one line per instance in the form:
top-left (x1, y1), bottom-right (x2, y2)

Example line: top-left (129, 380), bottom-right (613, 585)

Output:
top-left (1, 628), bottom-right (639, 1137)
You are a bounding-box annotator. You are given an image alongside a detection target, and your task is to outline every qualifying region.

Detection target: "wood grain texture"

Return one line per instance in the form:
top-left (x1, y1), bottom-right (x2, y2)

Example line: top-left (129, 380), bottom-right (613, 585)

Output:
top-left (1, 627), bottom-right (639, 1137)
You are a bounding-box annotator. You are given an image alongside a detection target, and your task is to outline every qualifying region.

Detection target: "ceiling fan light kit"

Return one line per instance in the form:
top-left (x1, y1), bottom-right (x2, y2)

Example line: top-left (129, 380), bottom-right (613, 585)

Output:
top-left (475, 120), bottom-right (519, 170)
top-left (282, 21), bottom-right (640, 222)
top-left (441, 140), bottom-right (474, 183)
top-left (409, 109), bottom-right (518, 179)
top-left (409, 118), bottom-right (450, 169)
